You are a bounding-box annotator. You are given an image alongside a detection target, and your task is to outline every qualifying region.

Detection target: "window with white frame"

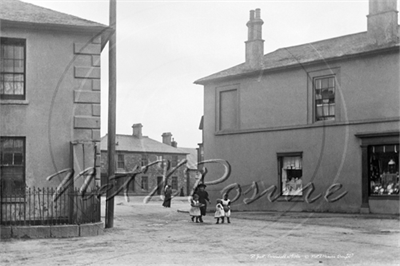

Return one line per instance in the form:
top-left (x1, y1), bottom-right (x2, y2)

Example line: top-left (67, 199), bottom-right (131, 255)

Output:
top-left (278, 153), bottom-right (303, 196)
top-left (0, 38), bottom-right (26, 100)
top-left (0, 137), bottom-right (25, 195)
top-left (117, 154), bottom-right (124, 169)
top-left (314, 76), bottom-right (335, 121)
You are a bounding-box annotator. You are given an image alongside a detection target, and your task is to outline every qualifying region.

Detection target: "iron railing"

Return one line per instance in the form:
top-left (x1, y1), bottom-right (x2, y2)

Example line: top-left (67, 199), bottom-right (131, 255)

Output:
top-left (1, 187), bottom-right (100, 226)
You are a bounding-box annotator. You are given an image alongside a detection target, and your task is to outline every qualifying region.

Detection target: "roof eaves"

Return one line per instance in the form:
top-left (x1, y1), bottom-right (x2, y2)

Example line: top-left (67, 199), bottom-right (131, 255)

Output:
top-left (1, 18), bottom-right (112, 52)
top-left (195, 42), bottom-right (400, 85)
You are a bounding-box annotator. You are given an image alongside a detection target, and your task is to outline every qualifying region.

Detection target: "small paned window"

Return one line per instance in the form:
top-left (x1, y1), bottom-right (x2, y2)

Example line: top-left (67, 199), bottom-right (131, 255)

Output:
top-left (0, 137), bottom-right (25, 195)
top-left (117, 154), bottom-right (124, 169)
top-left (141, 154), bottom-right (148, 166)
top-left (0, 38), bottom-right (26, 100)
top-left (314, 76), bottom-right (335, 121)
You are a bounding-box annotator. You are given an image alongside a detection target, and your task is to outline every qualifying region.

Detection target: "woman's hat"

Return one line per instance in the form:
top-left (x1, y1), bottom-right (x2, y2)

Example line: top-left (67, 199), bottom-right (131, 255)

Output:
top-left (197, 183), bottom-right (207, 188)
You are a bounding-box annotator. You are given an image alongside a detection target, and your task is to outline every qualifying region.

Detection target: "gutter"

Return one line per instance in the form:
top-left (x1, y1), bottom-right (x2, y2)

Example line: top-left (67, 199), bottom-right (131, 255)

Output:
top-left (194, 44), bottom-right (400, 86)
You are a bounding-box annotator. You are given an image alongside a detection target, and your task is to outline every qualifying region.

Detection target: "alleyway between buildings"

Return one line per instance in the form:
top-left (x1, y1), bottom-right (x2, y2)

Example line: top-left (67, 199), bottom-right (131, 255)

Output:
top-left (1, 196), bottom-right (399, 266)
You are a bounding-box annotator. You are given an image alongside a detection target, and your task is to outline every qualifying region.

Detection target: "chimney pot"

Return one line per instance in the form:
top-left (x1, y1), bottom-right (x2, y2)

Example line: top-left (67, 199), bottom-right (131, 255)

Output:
top-left (250, 10), bottom-right (255, 20)
top-left (132, 123), bottom-right (143, 138)
top-left (245, 8), bottom-right (264, 68)
top-left (162, 132), bottom-right (172, 146)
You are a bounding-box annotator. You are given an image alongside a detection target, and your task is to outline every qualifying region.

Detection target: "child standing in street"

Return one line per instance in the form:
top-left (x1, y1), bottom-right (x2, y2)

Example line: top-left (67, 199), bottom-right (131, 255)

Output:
top-left (214, 199), bottom-right (225, 224)
top-left (189, 194), bottom-right (203, 223)
top-left (221, 194), bottom-right (231, 223)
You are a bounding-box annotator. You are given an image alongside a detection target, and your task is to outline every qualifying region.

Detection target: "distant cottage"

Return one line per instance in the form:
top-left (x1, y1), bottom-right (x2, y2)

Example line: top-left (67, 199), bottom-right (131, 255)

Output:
top-left (195, 0), bottom-right (399, 214)
top-left (100, 124), bottom-right (198, 196)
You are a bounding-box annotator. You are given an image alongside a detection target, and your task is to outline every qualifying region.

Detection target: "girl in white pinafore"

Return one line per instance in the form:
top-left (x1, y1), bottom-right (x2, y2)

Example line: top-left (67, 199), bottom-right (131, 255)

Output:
top-left (221, 194), bottom-right (231, 224)
top-left (189, 194), bottom-right (202, 223)
top-left (214, 199), bottom-right (225, 224)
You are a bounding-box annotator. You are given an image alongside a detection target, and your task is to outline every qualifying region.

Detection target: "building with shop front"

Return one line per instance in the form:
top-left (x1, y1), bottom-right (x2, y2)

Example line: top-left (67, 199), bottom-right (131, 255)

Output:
top-left (100, 124), bottom-right (198, 196)
top-left (195, 0), bottom-right (399, 214)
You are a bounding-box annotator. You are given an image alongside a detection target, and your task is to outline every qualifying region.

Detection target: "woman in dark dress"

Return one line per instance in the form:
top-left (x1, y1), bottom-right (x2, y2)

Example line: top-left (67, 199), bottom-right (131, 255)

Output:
top-left (162, 185), bottom-right (172, 208)
top-left (195, 184), bottom-right (210, 222)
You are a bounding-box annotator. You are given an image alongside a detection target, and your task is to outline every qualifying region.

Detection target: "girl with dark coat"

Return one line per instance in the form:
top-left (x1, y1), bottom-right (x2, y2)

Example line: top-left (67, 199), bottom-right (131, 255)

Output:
top-left (162, 185), bottom-right (172, 208)
top-left (195, 184), bottom-right (210, 223)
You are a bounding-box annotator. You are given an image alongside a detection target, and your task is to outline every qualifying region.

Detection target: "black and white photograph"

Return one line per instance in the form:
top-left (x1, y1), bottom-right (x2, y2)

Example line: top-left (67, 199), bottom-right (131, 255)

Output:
top-left (0, 0), bottom-right (399, 265)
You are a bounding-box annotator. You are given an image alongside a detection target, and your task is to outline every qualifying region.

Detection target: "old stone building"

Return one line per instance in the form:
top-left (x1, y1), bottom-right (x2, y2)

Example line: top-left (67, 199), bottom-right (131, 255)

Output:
top-left (100, 124), bottom-right (197, 196)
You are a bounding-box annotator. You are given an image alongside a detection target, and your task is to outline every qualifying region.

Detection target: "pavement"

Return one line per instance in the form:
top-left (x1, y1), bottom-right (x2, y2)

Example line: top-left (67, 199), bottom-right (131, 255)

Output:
top-left (0, 195), bottom-right (399, 266)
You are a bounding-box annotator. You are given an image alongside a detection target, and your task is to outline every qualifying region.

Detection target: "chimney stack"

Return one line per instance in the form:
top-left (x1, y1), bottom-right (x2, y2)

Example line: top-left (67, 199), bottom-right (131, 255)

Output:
top-left (162, 132), bottom-right (172, 146)
top-left (171, 138), bottom-right (177, 148)
top-left (245, 8), bottom-right (264, 68)
top-left (367, 0), bottom-right (398, 45)
top-left (132, 123), bottom-right (143, 138)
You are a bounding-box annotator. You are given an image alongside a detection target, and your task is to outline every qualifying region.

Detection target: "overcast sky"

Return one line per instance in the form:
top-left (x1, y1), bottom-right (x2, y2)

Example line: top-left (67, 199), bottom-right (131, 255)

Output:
top-left (22, 0), bottom-right (390, 148)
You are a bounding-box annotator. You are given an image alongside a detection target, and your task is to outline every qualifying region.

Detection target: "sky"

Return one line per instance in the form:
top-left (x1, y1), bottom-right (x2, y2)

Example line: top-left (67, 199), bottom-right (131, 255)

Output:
top-left (21, 0), bottom-right (386, 148)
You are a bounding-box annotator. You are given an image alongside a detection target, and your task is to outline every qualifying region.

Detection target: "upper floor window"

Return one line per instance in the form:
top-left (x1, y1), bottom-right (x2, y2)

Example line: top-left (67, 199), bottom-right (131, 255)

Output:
top-left (171, 155), bottom-right (178, 167)
top-left (141, 154), bottom-right (148, 166)
top-left (117, 154), bottom-right (124, 169)
top-left (217, 85), bottom-right (239, 131)
top-left (314, 76), bottom-right (335, 121)
top-left (0, 137), bottom-right (25, 195)
top-left (0, 38), bottom-right (26, 100)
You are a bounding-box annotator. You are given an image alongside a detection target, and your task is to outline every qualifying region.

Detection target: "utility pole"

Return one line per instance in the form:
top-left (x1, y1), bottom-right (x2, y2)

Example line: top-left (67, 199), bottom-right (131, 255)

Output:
top-left (105, 0), bottom-right (117, 229)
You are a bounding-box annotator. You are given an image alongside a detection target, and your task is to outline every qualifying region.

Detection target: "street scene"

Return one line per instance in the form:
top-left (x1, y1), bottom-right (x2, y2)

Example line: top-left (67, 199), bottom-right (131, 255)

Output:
top-left (1, 0), bottom-right (400, 265)
top-left (1, 196), bottom-right (399, 265)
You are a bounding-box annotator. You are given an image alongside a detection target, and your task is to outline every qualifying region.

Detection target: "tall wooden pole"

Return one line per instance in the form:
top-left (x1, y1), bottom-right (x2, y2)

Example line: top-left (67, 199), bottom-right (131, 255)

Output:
top-left (106, 0), bottom-right (117, 229)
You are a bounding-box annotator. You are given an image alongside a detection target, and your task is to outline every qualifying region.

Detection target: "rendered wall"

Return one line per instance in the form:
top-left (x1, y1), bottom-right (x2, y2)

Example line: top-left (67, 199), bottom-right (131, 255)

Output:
top-left (0, 26), bottom-right (103, 190)
top-left (201, 51), bottom-right (399, 214)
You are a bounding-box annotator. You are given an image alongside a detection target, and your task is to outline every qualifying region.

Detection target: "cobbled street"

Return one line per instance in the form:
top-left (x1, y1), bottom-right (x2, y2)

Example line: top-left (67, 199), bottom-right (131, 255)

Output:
top-left (1, 196), bottom-right (399, 266)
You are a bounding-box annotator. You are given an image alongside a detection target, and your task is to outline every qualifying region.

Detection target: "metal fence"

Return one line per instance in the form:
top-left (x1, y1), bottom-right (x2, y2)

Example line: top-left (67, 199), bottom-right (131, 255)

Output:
top-left (1, 187), bottom-right (101, 226)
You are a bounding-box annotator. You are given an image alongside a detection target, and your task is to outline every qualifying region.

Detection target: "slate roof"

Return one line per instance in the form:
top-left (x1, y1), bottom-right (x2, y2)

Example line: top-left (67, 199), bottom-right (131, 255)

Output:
top-left (178, 147), bottom-right (198, 169)
top-left (0, 0), bottom-right (107, 29)
top-left (100, 134), bottom-right (189, 155)
top-left (195, 29), bottom-right (400, 85)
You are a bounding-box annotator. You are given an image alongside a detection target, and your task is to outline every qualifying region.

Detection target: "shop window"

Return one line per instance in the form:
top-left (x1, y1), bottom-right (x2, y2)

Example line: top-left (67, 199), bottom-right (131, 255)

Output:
top-left (171, 176), bottom-right (178, 190)
top-left (278, 153), bottom-right (303, 196)
top-left (314, 76), bottom-right (335, 121)
top-left (0, 38), bottom-right (26, 100)
top-left (141, 176), bottom-right (148, 191)
top-left (369, 144), bottom-right (399, 196)
top-left (117, 154), bottom-right (124, 169)
top-left (0, 137), bottom-right (25, 195)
